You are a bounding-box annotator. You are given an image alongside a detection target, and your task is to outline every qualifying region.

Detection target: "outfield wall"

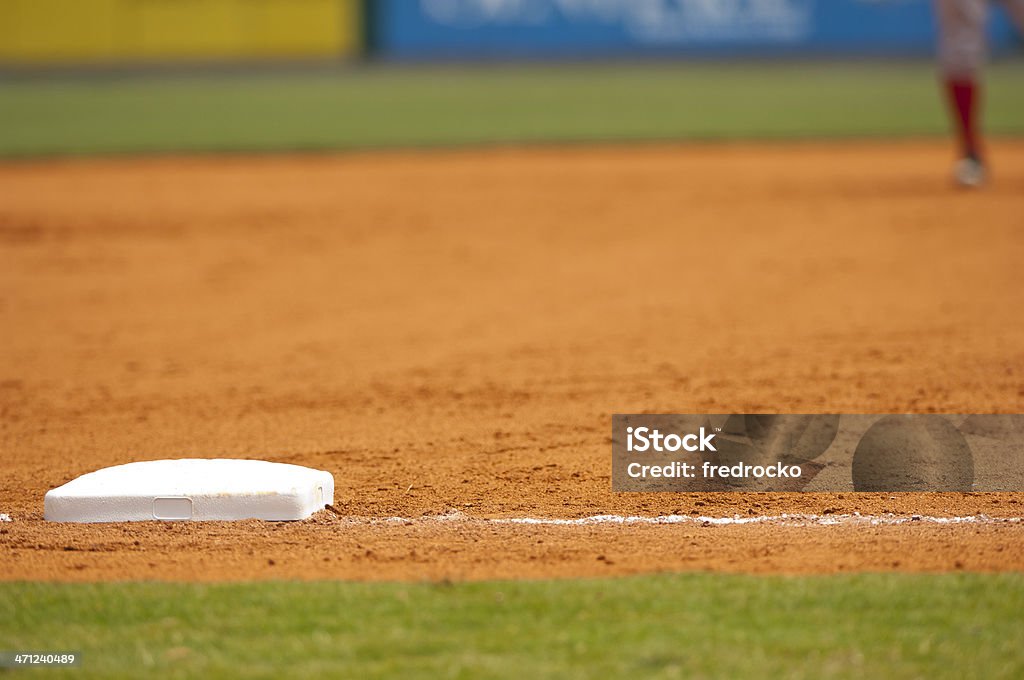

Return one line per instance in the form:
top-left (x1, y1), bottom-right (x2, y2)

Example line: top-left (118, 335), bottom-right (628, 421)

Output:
top-left (0, 0), bottom-right (362, 64)
top-left (1, 0), bottom-right (1019, 66)
top-left (371, 0), bottom-right (1019, 60)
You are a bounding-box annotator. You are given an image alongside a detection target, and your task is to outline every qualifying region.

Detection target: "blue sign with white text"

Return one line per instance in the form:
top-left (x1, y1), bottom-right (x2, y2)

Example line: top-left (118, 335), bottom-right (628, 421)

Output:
top-left (373, 0), bottom-right (1019, 60)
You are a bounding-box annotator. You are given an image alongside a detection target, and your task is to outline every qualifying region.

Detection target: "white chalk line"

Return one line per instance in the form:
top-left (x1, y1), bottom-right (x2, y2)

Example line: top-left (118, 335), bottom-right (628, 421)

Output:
top-left (3, 510), bottom-right (1019, 527)
top-left (342, 512), bottom-right (1024, 528)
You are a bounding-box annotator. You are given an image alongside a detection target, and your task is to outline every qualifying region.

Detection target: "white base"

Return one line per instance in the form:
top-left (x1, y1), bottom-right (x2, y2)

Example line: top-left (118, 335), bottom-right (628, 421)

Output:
top-left (44, 459), bottom-right (335, 523)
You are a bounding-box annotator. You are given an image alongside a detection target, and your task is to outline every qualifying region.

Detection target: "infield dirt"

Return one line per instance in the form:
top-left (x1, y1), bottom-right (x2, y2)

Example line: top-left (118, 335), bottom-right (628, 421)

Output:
top-left (2, 140), bottom-right (1023, 581)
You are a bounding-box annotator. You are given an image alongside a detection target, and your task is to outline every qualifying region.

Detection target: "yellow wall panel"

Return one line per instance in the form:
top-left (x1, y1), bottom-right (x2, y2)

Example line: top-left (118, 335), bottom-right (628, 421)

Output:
top-left (0, 0), bottom-right (362, 64)
top-left (0, 0), bottom-right (119, 62)
top-left (244, 0), bottom-right (361, 56)
top-left (118, 1), bottom-right (248, 58)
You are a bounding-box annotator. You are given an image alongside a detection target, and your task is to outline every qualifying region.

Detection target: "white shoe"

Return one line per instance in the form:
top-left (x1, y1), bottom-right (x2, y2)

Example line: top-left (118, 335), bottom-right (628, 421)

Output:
top-left (953, 156), bottom-right (986, 188)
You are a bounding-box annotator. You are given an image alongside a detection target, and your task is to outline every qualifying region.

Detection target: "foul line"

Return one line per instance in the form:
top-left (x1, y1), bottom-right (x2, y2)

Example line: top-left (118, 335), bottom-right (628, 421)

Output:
top-left (347, 512), bottom-right (1023, 527)
top-left (4, 510), bottom-right (1016, 527)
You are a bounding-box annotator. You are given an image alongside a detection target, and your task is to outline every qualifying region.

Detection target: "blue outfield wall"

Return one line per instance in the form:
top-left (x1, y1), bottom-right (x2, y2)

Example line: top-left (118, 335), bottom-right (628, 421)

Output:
top-left (371, 0), bottom-right (1020, 60)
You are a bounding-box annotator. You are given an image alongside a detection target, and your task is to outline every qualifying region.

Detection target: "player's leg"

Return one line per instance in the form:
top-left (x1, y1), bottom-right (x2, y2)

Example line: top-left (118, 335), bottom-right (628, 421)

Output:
top-left (934, 0), bottom-right (988, 186)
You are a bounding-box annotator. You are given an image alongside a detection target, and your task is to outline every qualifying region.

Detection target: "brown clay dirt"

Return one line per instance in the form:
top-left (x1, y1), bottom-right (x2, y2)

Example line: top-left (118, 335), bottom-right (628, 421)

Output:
top-left (1, 140), bottom-right (1023, 582)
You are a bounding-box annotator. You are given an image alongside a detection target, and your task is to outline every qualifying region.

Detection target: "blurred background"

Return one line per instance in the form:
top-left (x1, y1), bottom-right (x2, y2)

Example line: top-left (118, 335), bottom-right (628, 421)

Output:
top-left (0, 0), bottom-right (1021, 156)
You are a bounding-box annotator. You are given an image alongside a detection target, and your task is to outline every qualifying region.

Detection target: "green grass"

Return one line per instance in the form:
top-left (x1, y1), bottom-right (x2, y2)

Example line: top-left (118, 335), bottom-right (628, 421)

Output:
top-left (0, 60), bottom-right (1022, 157)
top-left (2, 574), bottom-right (1023, 679)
